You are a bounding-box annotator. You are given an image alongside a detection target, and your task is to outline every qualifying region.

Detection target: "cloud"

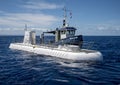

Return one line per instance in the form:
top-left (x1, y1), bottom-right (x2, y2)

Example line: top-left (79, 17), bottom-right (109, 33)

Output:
top-left (0, 10), bottom-right (4, 13)
top-left (0, 12), bottom-right (59, 30)
top-left (96, 24), bottom-right (120, 31)
top-left (0, 26), bottom-right (50, 35)
top-left (80, 23), bottom-right (120, 31)
top-left (0, 27), bottom-right (49, 31)
top-left (0, 11), bottom-right (61, 35)
top-left (22, 1), bottom-right (63, 10)
top-left (77, 23), bottom-right (120, 35)
top-left (0, 0), bottom-right (63, 35)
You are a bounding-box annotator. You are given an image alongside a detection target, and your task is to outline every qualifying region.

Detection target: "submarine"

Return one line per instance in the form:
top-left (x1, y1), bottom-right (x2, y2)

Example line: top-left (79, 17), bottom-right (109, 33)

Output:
top-left (9, 8), bottom-right (103, 61)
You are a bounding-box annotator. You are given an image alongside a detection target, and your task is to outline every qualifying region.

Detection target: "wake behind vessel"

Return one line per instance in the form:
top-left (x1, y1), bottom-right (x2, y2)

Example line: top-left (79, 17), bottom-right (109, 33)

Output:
top-left (9, 8), bottom-right (103, 61)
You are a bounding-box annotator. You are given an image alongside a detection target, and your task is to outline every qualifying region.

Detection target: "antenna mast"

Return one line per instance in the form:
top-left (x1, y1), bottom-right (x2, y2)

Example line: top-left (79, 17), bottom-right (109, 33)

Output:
top-left (63, 7), bottom-right (67, 27)
top-left (25, 24), bottom-right (27, 31)
top-left (63, 7), bottom-right (71, 27)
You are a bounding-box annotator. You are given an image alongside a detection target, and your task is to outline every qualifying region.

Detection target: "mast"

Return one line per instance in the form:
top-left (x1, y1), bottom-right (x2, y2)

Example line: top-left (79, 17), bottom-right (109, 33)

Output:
top-left (63, 7), bottom-right (70, 27)
top-left (25, 24), bottom-right (27, 31)
top-left (62, 7), bottom-right (72, 27)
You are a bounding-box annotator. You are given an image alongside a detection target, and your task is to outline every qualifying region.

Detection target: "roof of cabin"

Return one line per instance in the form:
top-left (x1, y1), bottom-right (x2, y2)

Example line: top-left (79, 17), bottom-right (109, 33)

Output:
top-left (43, 31), bottom-right (55, 34)
top-left (43, 27), bottom-right (76, 34)
top-left (60, 27), bottom-right (76, 31)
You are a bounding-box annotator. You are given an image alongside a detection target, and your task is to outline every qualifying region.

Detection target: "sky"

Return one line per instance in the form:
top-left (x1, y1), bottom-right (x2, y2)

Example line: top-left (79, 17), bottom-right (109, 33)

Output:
top-left (0, 0), bottom-right (120, 36)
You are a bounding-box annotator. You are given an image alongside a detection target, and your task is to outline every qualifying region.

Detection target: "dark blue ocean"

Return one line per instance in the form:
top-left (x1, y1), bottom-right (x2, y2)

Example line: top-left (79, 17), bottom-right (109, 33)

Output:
top-left (0, 36), bottom-right (120, 85)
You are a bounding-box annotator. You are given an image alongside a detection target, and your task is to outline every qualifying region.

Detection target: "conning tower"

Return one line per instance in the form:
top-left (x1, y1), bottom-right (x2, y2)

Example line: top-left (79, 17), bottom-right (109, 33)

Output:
top-left (23, 25), bottom-right (36, 45)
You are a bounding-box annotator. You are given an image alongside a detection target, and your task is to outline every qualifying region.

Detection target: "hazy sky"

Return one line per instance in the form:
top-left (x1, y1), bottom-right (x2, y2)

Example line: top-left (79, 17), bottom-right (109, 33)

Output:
top-left (0, 0), bottom-right (120, 35)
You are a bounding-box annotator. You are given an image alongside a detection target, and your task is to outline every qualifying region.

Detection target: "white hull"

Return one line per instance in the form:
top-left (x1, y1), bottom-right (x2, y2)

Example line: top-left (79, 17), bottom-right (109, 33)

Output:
top-left (9, 43), bottom-right (103, 61)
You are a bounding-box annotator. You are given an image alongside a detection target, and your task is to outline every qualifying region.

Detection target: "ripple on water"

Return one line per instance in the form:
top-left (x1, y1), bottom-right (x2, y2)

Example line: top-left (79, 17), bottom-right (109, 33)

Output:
top-left (0, 36), bottom-right (120, 85)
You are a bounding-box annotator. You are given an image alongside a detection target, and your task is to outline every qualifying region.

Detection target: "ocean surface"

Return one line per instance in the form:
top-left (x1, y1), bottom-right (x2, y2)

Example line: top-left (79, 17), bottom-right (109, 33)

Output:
top-left (0, 36), bottom-right (120, 85)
